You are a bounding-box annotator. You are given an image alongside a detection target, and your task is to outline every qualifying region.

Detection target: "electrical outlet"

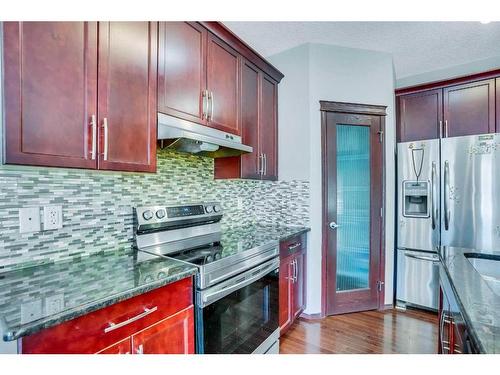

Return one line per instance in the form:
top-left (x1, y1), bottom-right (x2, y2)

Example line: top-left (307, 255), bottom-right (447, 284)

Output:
top-left (21, 299), bottom-right (43, 324)
top-left (43, 205), bottom-right (63, 230)
top-left (45, 294), bottom-right (65, 315)
top-left (19, 207), bottom-right (41, 233)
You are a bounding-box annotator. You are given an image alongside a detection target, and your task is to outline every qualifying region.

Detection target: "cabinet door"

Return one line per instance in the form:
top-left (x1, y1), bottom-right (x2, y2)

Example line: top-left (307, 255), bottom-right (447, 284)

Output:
top-left (3, 22), bottom-right (98, 169)
top-left (397, 89), bottom-right (442, 142)
top-left (240, 59), bottom-right (261, 179)
top-left (279, 258), bottom-right (293, 332)
top-left (259, 74), bottom-right (278, 180)
top-left (97, 22), bottom-right (157, 172)
top-left (439, 287), bottom-right (452, 354)
top-left (293, 252), bottom-right (306, 318)
top-left (131, 306), bottom-right (195, 354)
top-left (158, 22), bottom-right (207, 125)
top-left (443, 79), bottom-right (495, 137)
top-left (206, 32), bottom-right (240, 134)
top-left (96, 337), bottom-right (131, 354)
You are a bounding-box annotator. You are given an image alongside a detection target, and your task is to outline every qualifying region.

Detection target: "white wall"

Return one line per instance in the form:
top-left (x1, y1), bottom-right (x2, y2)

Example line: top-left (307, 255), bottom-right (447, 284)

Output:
top-left (270, 43), bottom-right (396, 314)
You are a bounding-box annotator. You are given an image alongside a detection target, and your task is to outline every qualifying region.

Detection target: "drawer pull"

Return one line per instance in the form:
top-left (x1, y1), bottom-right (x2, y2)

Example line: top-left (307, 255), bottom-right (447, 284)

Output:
top-left (288, 243), bottom-right (301, 251)
top-left (104, 306), bottom-right (157, 333)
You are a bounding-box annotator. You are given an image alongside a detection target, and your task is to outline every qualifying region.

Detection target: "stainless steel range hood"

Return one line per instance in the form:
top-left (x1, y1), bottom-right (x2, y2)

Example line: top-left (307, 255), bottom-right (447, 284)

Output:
top-left (157, 113), bottom-right (252, 158)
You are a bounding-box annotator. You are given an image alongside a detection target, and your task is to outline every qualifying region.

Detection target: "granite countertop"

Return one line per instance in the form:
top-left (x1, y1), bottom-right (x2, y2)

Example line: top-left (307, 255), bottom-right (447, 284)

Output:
top-left (0, 247), bottom-right (197, 342)
top-left (218, 225), bottom-right (310, 257)
top-left (440, 246), bottom-right (500, 353)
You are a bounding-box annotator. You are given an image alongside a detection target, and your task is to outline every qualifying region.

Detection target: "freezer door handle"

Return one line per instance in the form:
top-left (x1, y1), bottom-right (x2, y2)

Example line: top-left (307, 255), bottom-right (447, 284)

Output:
top-left (444, 160), bottom-right (450, 231)
top-left (404, 253), bottom-right (440, 263)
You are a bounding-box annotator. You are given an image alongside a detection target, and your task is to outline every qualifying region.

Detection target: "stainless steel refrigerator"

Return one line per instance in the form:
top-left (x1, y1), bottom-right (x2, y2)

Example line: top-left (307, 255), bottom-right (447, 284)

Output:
top-left (396, 133), bottom-right (500, 311)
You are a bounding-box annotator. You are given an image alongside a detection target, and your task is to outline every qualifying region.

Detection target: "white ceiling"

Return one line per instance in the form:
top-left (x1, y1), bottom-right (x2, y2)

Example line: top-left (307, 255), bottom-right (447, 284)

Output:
top-left (223, 22), bottom-right (500, 79)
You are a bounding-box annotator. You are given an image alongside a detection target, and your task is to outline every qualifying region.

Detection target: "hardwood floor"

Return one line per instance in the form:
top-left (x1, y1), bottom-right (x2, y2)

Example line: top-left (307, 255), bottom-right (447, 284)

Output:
top-left (279, 308), bottom-right (438, 354)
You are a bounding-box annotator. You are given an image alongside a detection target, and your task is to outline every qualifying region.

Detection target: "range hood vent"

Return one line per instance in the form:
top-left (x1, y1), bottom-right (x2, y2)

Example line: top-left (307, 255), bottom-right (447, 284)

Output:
top-left (157, 113), bottom-right (253, 158)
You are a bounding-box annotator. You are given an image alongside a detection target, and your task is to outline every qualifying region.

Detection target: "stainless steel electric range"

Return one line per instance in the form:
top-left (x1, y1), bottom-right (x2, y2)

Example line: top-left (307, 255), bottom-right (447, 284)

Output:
top-left (133, 202), bottom-right (280, 354)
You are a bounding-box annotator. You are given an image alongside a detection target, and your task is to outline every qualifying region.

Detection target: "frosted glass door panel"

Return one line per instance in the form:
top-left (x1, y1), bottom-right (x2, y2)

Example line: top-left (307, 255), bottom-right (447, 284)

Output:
top-left (336, 125), bottom-right (370, 291)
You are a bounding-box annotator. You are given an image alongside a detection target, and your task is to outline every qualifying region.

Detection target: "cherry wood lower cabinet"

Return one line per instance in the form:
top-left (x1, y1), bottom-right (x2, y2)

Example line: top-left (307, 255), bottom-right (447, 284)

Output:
top-left (279, 234), bottom-right (307, 334)
top-left (21, 277), bottom-right (195, 354)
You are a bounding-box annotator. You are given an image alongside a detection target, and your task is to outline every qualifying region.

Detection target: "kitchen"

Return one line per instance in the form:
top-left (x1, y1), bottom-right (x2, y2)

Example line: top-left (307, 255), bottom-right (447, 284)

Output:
top-left (1, 1), bottom-right (500, 371)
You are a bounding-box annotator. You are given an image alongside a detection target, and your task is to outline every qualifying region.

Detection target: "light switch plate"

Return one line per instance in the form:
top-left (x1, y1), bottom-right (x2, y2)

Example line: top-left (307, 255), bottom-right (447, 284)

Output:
top-left (43, 205), bottom-right (63, 230)
top-left (21, 299), bottom-right (43, 324)
top-left (19, 207), bottom-right (41, 233)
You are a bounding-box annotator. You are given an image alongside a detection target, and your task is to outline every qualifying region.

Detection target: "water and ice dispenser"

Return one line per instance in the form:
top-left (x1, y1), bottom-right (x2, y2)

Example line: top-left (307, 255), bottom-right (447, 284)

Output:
top-left (402, 180), bottom-right (430, 218)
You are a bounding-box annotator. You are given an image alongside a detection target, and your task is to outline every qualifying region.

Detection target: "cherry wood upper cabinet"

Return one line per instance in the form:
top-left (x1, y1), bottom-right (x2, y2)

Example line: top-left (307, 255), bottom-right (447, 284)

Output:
top-left (206, 32), bottom-right (240, 134)
top-left (158, 22), bottom-right (207, 125)
top-left (397, 89), bottom-right (442, 142)
top-left (259, 74), bottom-right (278, 180)
top-left (97, 22), bottom-right (157, 173)
top-left (3, 22), bottom-right (98, 169)
top-left (443, 79), bottom-right (496, 137)
top-left (131, 306), bottom-right (194, 354)
top-left (239, 60), bottom-right (261, 179)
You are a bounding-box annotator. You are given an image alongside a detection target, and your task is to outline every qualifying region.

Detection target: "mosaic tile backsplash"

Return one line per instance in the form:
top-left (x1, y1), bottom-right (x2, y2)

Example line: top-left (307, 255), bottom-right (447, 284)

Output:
top-left (0, 149), bottom-right (309, 271)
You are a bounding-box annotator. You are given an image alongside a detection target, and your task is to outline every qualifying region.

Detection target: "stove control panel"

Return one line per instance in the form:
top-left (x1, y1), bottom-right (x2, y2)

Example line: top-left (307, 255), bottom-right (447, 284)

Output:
top-left (134, 202), bottom-right (223, 231)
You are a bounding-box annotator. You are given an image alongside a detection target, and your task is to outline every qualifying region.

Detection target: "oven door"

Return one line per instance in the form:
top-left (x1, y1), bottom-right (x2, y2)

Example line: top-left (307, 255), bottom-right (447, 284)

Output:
top-left (195, 257), bottom-right (279, 354)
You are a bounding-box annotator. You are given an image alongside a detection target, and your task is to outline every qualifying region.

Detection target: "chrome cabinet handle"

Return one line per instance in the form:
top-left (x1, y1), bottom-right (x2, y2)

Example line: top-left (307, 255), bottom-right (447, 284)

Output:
top-left (444, 160), bottom-right (450, 231)
top-left (259, 153), bottom-right (265, 175)
top-left (103, 118), bottom-right (109, 161)
top-left (264, 154), bottom-right (267, 176)
top-left (439, 120), bottom-right (443, 139)
top-left (207, 91), bottom-right (214, 120)
top-left (211, 91), bottom-right (215, 120)
top-left (444, 120), bottom-right (449, 138)
top-left (90, 114), bottom-right (97, 160)
top-left (136, 344), bottom-right (144, 354)
top-left (104, 306), bottom-right (157, 333)
top-left (294, 259), bottom-right (298, 282)
top-left (288, 242), bottom-right (301, 252)
top-left (431, 162), bottom-right (437, 230)
top-left (329, 221), bottom-right (339, 230)
top-left (202, 90), bottom-right (208, 120)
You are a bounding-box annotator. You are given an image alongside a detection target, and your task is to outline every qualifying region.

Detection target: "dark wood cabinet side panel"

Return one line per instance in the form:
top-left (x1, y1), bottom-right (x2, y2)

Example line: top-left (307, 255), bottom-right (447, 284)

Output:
top-left (97, 22), bottom-right (157, 172)
top-left (3, 21), bottom-right (98, 169)
top-left (443, 79), bottom-right (496, 137)
top-left (206, 32), bottom-right (240, 135)
top-left (158, 22), bottom-right (207, 124)
top-left (21, 277), bottom-right (193, 354)
top-left (397, 89), bottom-right (442, 142)
top-left (259, 74), bottom-right (278, 180)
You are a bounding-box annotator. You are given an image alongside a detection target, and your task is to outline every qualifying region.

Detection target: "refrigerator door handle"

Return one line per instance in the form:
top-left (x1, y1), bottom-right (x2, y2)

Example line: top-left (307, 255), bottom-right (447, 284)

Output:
top-left (431, 162), bottom-right (437, 230)
top-left (444, 160), bottom-right (450, 231)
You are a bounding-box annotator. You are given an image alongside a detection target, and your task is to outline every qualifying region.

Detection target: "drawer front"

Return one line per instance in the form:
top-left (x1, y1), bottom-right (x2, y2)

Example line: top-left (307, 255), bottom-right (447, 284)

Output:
top-left (280, 234), bottom-right (306, 258)
top-left (21, 277), bottom-right (193, 354)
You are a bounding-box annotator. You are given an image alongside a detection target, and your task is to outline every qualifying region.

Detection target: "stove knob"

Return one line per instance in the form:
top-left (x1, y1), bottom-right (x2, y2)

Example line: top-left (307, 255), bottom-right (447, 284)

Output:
top-left (156, 209), bottom-right (166, 219)
top-left (213, 205), bottom-right (221, 213)
top-left (205, 205), bottom-right (214, 213)
top-left (206, 255), bottom-right (213, 263)
top-left (142, 210), bottom-right (154, 221)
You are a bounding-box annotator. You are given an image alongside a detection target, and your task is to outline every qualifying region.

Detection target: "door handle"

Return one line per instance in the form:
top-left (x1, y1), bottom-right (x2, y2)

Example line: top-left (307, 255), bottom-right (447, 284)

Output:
top-left (431, 162), bottom-right (437, 230)
top-left (439, 120), bottom-right (443, 139)
top-left (263, 154), bottom-right (267, 176)
top-left (444, 120), bottom-right (449, 138)
top-left (259, 153), bottom-right (265, 175)
top-left (90, 114), bottom-right (97, 160)
top-left (103, 118), bottom-right (109, 161)
top-left (329, 221), bottom-right (339, 230)
top-left (202, 90), bottom-right (208, 120)
top-left (444, 160), bottom-right (450, 231)
top-left (404, 253), bottom-right (440, 263)
top-left (104, 306), bottom-right (157, 333)
top-left (207, 91), bottom-right (214, 120)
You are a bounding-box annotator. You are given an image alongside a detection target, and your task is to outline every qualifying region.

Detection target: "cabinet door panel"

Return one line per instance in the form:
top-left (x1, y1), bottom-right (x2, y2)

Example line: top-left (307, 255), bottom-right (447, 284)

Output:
top-left (131, 306), bottom-right (195, 354)
top-left (397, 89), bottom-right (442, 142)
top-left (443, 79), bottom-right (495, 137)
top-left (97, 22), bottom-right (157, 172)
top-left (207, 32), bottom-right (240, 134)
top-left (293, 253), bottom-right (305, 318)
top-left (240, 60), bottom-right (261, 179)
top-left (279, 257), bottom-right (293, 332)
top-left (260, 74), bottom-right (278, 180)
top-left (96, 337), bottom-right (131, 354)
top-left (3, 22), bottom-right (98, 169)
top-left (158, 22), bottom-right (207, 124)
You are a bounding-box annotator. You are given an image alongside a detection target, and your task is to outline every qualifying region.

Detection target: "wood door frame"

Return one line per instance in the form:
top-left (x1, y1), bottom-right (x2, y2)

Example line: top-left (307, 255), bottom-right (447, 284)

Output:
top-left (320, 101), bottom-right (387, 317)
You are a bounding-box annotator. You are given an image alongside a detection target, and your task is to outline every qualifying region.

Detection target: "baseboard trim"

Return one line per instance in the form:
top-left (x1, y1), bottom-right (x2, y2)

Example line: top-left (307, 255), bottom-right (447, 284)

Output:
top-left (300, 312), bottom-right (324, 320)
top-left (379, 303), bottom-right (394, 311)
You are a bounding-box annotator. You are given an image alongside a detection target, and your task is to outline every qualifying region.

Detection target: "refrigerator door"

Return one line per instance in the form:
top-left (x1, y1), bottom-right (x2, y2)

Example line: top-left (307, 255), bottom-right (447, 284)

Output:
top-left (396, 249), bottom-right (440, 311)
top-left (397, 139), bottom-right (440, 251)
top-left (441, 133), bottom-right (500, 250)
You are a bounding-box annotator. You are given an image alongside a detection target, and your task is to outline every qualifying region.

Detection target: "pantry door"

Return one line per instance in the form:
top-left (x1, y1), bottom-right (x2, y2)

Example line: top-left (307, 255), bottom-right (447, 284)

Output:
top-left (321, 102), bottom-right (385, 316)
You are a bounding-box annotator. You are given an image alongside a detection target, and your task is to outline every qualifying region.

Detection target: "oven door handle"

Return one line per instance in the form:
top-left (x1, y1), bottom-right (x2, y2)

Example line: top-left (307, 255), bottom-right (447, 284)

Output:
top-left (198, 257), bottom-right (279, 308)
